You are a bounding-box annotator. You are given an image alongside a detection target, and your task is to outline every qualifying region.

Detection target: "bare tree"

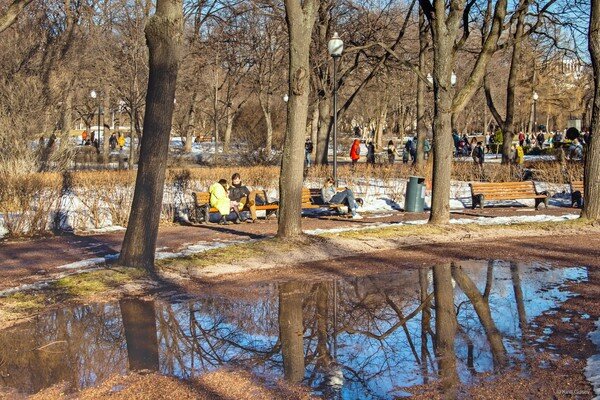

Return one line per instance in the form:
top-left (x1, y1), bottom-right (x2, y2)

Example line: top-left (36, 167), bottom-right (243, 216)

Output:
top-left (419, 0), bottom-right (507, 224)
top-left (119, 0), bottom-right (183, 269)
top-left (277, 0), bottom-right (320, 238)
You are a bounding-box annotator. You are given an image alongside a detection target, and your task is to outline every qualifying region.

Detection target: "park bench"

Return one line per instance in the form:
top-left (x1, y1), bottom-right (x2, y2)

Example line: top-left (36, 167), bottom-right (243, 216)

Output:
top-left (570, 180), bottom-right (584, 208)
top-left (469, 181), bottom-right (548, 210)
top-left (190, 190), bottom-right (279, 223)
top-left (301, 188), bottom-right (351, 214)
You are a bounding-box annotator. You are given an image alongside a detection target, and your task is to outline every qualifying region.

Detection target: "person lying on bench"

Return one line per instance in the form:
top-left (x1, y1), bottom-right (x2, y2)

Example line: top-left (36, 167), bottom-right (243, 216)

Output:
top-left (321, 178), bottom-right (363, 219)
top-left (209, 179), bottom-right (242, 225)
top-left (229, 173), bottom-right (251, 223)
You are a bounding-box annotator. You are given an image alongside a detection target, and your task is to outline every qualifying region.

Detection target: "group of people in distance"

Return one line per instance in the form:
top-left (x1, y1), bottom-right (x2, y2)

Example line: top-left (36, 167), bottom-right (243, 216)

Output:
top-left (207, 173), bottom-right (363, 224)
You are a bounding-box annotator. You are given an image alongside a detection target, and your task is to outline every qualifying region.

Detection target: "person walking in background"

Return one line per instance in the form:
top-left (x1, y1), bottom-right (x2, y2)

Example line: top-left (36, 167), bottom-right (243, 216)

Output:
top-left (117, 133), bottom-right (126, 150)
top-left (109, 132), bottom-right (117, 150)
top-left (423, 138), bottom-right (432, 160)
top-left (350, 138), bottom-right (361, 166)
top-left (472, 141), bottom-right (485, 166)
top-left (513, 143), bottom-right (525, 165)
top-left (536, 131), bottom-right (545, 148)
top-left (387, 140), bottom-right (399, 164)
top-left (81, 130), bottom-right (88, 145)
top-left (366, 141), bottom-right (375, 165)
top-left (452, 130), bottom-right (460, 156)
top-left (305, 138), bottom-right (313, 167)
top-left (518, 131), bottom-right (525, 147)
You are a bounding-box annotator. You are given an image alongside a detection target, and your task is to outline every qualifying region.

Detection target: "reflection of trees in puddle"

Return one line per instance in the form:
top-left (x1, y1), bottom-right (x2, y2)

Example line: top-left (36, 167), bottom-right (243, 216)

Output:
top-left (0, 262), bottom-right (585, 398)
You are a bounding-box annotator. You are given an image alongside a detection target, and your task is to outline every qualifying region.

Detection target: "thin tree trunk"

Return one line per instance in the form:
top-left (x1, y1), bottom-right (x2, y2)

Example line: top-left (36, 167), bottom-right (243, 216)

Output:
top-left (119, 0), bottom-right (183, 269)
top-left (315, 97), bottom-right (330, 165)
top-left (102, 86), bottom-right (111, 160)
top-left (510, 262), bottom-right (527, 331)
top-left (584, 0), bottom-right (600, 220)
top-left (415, 8), bottom-right (428, 168)
top-left (224, 107), bottom-right (233, 152)
top-left (419, 267), bottom-right (431, 383)
top-left (433, 263), bottom-right (458, 398)
top-left (279, 282), bottom-right (305, 382)
top-left (183, 90), bottom-right (198, 153)
top-left (310, 105), bottom-right (319, 156)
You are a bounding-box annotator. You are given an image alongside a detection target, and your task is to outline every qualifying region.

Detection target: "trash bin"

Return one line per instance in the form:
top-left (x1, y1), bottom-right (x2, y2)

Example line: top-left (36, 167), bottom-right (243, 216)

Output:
top-left (405, 176), bottom-right (426, 212)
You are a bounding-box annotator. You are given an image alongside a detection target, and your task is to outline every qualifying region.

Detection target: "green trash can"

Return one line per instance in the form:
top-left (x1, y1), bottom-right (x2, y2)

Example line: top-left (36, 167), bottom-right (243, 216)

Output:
top-left (405, 176), bottom-right (426, 212)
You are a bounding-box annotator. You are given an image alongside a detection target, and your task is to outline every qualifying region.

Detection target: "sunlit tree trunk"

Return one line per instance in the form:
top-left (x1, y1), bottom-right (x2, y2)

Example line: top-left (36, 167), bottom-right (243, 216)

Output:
top-left (277, 0), bottom-right (319, 237)
top-left (584, 0), bottom-right (600, 220)
top-left (510, 262), bottom-right (527, 331)
top-left (315, 97), bottom-right (330, 165)
top-left (119, 0), bottom-right (183, 269)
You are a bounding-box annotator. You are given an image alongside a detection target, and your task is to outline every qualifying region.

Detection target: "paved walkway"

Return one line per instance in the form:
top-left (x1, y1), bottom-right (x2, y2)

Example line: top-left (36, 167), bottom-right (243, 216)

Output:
top-left (0, 207), bottom-right (581, 291)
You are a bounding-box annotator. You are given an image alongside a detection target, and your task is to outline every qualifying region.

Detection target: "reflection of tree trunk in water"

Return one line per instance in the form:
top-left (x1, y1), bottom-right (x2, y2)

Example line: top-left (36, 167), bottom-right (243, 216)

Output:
top-left (510, 262), bottom-right (527, 331)
top-left (451, 264), bottom-right (508, 370)
top-left (120, 299), bottom-right (159, 371)
top-left (433, 264), bottom-right (458, 399)
top-left (279, 282), bottom-right (305, 383)
top-left (315, 282), bottom-right (332, 368)
top-left (419, 267), bottom-right (431, 383)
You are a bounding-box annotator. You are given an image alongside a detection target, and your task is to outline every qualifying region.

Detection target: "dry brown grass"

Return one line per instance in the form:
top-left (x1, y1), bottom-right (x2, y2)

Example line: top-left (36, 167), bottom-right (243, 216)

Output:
top-left (0, 173), bottom-right (62, 237)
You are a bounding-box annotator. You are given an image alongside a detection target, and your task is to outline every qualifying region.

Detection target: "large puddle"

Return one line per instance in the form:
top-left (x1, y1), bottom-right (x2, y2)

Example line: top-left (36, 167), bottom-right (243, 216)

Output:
top-left (0, 261), bottom-right (588, 398)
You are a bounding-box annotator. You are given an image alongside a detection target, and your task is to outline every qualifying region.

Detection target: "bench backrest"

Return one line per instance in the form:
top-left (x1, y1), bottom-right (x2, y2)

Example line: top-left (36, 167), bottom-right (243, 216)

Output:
top-left (570, 180), bottom-right (584, 192)
top-left (301, 188), bottom-right (313, 204)
top-left (193, 191), bottom-right (210, 206)
top-left (470, 181), bottom-right (537, 195)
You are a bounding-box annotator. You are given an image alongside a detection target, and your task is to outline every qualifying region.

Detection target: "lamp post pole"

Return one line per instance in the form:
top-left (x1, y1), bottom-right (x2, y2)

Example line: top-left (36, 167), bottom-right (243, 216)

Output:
top-left (328, 32), bottom-right (343, 187)
top-left (332, 55), bottom-right (339, 186)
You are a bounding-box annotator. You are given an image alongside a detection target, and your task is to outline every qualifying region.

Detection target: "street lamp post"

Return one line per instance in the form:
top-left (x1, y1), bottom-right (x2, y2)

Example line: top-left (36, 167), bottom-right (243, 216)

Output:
top-left (532, 91), bottom-right (539, 133)
top-left (90, 90), bottom-right (102, 149)
top-left (328, 32), bottom-right (343, 187)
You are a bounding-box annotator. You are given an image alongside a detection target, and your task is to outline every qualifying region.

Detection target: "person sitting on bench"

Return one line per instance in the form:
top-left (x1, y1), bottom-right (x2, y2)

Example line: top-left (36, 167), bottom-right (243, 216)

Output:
top-left (321, 177), bottom-right (363, 219)
top-left (209, 179), bottom-right (242, 225)
top-left (228, 173), bottom-right (251, 223)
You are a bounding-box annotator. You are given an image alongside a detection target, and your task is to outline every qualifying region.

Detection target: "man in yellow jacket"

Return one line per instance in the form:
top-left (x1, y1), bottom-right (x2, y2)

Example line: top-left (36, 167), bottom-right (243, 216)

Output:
top-left (209, 179), bottom-right (236, 225)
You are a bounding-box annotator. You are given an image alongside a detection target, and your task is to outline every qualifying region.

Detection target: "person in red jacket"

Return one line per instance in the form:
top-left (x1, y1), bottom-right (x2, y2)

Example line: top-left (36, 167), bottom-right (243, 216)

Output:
top-left (350, 139), bottom-right (361, 166)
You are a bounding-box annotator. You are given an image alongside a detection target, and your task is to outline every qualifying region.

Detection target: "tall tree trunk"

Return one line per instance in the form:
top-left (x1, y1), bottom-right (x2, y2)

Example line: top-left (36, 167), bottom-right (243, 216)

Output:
top-left (500, 0), bottom-right (527, 164)
top-left (61, 91), bottom-right (73, 135)
top-left (415, 9), bottom-right (428, 168)
top-left (375, 94), bottom-right (388, 148)
top-left (119, 0), bottom-right (183, 269)
top-left (102, 86), bottom-right (111, 160)
top-left (279, 282), bottom-right (305, 382)
top-left (315, 96), bottom-right (330, 165)
top-left (261, 103), bottom-right (273, 151)
top-left (433, 263), bottom-right (458, 398)
top-left (277, 0), bottom-right (319, 238)
top-left (584, 0), bottom-right (600, 220)
top-left (120, 299), bottom-right (159, 371)
top-left (183, 90), bottom-right (198, 153)
top-left (310, 105), bottom-right (319, 156)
